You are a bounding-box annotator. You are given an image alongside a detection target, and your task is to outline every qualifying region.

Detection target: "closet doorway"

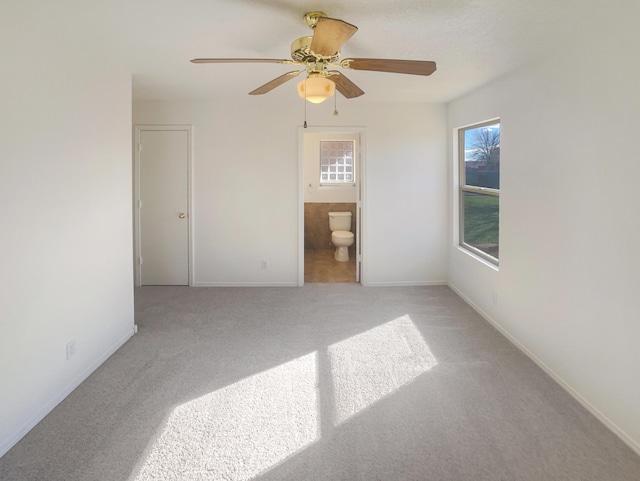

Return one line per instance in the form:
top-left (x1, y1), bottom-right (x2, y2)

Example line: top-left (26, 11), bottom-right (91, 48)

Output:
top-left (298, 127), bottom-right (365, 285)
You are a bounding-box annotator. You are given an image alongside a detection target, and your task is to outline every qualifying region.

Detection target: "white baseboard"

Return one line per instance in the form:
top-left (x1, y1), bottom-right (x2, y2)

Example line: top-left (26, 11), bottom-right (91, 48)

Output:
top-left (364, 280), bottom-right (448, 287)
top-left (448, 282), bottom-right (640, 457)
top-left (0, 326), bottom-right (136, 459)
top-left (193, 281), bottom-right (448, 288)
top-left (192, 281), bottom-right (299, 287)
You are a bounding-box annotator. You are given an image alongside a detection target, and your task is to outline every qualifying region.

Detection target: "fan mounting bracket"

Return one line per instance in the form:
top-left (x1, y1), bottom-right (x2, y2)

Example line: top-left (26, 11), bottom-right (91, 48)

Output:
top-left (304, 11), bottom-right (327, 29)
top-left (339, 59), bottom-right (353, 69)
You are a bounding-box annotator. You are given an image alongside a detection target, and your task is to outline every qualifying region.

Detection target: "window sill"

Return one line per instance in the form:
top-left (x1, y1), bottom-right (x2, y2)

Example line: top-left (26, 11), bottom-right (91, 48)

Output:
top-left (457, 245), bottom-right (499, 271)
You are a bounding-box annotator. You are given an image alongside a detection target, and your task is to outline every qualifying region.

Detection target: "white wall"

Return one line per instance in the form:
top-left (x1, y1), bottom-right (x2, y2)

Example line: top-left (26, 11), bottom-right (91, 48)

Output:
top-left (447, 28), bottom-right (640, 451)
top-left (133, 98), bottom-right (448, 286)
top-left (0, 5), bottom-right (134, 457)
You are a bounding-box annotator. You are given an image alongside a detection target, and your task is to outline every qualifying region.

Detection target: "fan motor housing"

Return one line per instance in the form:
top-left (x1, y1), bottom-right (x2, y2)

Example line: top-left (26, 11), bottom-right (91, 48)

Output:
top-left (291, 36), bottom-right (312, 60)
top-left (291, 36), bottom-right (340, 64)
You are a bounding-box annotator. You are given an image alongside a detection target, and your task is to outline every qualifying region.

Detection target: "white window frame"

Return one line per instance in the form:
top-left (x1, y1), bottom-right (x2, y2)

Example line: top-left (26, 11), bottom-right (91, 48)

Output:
top-left (458, 119), bottom-right (500, 266)
top-left (319, 140), bottom-right (356, 186)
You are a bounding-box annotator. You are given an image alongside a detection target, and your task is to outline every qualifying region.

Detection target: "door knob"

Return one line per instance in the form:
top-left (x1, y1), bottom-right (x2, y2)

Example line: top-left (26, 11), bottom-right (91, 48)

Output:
top-left (179, 213), bottom-right (186, 219)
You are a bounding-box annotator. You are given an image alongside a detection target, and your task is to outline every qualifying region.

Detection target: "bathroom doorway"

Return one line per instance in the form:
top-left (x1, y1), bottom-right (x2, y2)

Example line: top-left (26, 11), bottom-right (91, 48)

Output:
top-left (298, 127), bottom-right (365, 285)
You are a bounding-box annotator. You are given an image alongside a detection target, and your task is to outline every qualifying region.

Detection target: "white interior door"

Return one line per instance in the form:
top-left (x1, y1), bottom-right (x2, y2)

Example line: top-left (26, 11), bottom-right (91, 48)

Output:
top-left (137, 128), bottom-right (190, 285)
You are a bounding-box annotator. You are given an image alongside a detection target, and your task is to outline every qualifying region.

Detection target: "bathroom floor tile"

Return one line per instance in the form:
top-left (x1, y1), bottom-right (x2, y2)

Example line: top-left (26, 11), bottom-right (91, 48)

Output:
top-left (304, 249), bottom-right (357, 283)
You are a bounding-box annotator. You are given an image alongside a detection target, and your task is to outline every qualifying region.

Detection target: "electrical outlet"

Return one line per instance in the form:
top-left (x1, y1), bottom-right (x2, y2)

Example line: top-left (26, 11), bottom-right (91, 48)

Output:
top-left (66, 339), bottom-right (77, 360)
top-left (261, 260), bottom-right (268, 269)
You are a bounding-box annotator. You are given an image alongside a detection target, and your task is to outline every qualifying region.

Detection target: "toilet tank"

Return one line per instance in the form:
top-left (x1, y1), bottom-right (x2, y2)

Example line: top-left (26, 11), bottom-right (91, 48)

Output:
top-left (328, 211), bottom-right (352, 231)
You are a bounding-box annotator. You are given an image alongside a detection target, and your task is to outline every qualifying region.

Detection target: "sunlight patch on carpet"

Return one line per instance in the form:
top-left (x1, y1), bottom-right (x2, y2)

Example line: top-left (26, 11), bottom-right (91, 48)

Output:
top-left (329, 315), bottom-right (438, 424)
top-left (132, 352), bottom-right (319, 481)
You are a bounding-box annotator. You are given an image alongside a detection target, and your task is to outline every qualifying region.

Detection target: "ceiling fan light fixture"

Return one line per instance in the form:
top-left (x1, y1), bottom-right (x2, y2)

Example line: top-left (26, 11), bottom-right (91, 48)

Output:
top-left (192, 13), bottom-right (437, 102)
top-left (297, 75), bottom-right (335, 103)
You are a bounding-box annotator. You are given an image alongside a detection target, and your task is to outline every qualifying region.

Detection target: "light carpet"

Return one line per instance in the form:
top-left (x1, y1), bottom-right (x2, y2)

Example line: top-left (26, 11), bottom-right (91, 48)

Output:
top-left (1, 285), bottom-right (639, 480)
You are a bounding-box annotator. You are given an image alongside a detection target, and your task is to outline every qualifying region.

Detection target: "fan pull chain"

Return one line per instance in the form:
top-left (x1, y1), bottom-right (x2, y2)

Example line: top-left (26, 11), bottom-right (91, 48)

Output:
top-left (303, 84), bottom-right (308, 128)
top-left (333, 93), bottom-right (339, 116)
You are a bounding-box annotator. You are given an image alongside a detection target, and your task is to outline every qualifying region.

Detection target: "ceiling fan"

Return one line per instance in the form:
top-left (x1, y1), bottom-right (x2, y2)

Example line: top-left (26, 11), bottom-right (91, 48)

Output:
top-left (191, 11), bottom-right (436, 103)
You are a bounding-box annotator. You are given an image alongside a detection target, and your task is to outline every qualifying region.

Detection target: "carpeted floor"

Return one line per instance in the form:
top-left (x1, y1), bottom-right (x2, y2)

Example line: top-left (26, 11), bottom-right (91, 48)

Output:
top-left (1, 285), bottom-right (639, 480)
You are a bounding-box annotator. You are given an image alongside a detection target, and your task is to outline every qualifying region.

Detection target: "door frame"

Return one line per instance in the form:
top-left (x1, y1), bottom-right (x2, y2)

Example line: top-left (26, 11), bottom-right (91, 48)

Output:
top-left (133, 124), bottom-right (194, 287)
top-left (298, 126), bottom-right (367, 286)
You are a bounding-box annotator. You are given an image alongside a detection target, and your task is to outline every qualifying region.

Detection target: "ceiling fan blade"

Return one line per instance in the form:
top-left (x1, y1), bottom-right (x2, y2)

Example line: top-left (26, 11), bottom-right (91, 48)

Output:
top-left (249, 70), bottom-right (304, 95)
top-left (191, 58), bottom-right (295, 65)
top-left (310, 17), bottom-right (358, 56)
top-left (329, 71), bottom-right (364, 99)
top-left (341, 58), bottom-right (437, 76)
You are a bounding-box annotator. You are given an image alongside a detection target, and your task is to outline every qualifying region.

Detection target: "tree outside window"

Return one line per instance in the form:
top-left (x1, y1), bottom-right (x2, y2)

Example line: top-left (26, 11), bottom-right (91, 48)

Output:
top-left (459, 121), bottom-right (500, 264)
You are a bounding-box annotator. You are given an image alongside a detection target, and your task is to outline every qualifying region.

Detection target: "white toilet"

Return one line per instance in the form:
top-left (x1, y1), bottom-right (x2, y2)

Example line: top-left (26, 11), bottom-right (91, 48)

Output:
top-left (328, 212), bottom-right (355, 262)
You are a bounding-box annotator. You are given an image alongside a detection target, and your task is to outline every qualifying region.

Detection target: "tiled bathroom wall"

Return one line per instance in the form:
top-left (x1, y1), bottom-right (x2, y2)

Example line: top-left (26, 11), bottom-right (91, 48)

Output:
top-left (304, 202), bottom-right (357, 254)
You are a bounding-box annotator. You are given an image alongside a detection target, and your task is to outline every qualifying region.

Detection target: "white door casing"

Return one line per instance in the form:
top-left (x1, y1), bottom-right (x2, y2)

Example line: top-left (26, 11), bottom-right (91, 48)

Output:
top-left (298, 126), bottom-right (366, 286)
top-left (134, 126), bottom-right (192, 286)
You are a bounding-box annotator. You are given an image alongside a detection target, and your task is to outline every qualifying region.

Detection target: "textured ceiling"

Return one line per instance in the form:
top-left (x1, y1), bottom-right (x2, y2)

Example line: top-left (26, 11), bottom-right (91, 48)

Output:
top-left (29, 0), bottom-right (617, 103)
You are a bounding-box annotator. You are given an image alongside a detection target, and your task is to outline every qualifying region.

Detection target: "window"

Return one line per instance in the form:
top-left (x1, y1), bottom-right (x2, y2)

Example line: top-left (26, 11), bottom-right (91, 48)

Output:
top-left (459, 120), bottom-right (500, 264)
top-left (320, 140), bottom-right (355, 184)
